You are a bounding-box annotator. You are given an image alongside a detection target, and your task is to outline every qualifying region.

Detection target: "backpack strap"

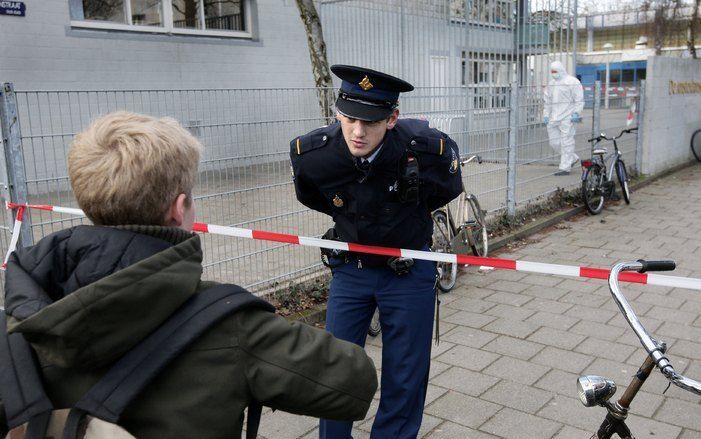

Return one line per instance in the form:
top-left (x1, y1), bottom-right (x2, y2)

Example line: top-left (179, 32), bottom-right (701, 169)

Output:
top-left (61, 284), bottom-right (274, 439)
top-left (0, 312), bottom-right (54, 429)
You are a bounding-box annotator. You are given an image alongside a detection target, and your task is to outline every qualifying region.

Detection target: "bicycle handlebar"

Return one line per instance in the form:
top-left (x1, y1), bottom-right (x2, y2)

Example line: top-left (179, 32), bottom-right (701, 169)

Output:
top-left (460, 155), bottom-right (482, 166)
top-left (588, 127), bottom-right (639, 144)
top-left (608, 260), bottom-right (701, 396)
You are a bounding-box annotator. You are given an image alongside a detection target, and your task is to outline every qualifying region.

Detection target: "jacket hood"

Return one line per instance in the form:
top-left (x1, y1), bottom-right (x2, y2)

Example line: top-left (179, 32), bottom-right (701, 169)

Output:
top-left (4, 225), bottom-right (204, 369)
top-left (549, 61), bottom-right (569, 81)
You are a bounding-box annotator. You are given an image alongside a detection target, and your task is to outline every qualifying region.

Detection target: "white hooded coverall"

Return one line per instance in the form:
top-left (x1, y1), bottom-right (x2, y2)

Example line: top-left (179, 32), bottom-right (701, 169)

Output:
top-left (543, 61), bottom-right (585, 172)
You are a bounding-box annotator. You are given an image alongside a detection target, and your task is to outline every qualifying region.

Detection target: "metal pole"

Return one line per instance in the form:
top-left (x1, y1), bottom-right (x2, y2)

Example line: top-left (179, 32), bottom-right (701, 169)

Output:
top-left (605, 53), bottom-right (610, 109)
top-left (592, 80), bottom-right (601, 146)
top-left (0, 83), bottom-right (33, 247)
top-left (573, 0), bottom-right (578, 75)
top-left (635, 80), bottom-right (646, 175)
top-left (507, 82), bottom-right (518, 216)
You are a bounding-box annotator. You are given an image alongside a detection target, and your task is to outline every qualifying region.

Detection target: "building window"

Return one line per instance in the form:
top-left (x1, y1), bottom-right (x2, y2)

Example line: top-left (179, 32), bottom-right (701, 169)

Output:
top-left (461, 51), bottom-right (512, 109)
top-left (450, 0), bottom-right (512, 27)
top-left (70, 0), bottom-right (250, 37)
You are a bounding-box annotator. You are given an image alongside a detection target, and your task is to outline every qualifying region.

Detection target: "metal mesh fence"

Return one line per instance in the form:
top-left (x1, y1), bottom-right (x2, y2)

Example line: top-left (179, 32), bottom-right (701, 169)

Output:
top-left (0, 80), bottom-right (641, 292)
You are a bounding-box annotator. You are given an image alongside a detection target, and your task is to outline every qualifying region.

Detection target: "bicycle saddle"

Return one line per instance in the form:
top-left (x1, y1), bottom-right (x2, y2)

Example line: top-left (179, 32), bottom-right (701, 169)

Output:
top-left (592, 147), bottom-right (607, 155)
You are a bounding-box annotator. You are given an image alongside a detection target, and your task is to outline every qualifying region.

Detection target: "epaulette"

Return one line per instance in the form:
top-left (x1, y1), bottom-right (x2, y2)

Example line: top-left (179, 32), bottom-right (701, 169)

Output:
top-left (291, 124), bottom-right (339, 155)
top-left (408, 135), bottom-right (450, 157)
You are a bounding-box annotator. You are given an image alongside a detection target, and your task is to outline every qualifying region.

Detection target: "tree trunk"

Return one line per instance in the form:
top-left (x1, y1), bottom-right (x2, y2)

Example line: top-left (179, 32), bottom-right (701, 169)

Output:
top-left (295, 0), bottom-right (336, 121)
top-left (689, 0), bottom-right (700, 58)
top-left (654, 6), bottom-right (664, 55)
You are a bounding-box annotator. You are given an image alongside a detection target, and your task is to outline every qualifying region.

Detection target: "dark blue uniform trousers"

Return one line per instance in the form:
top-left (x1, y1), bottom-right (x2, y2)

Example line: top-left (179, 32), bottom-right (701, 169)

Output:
top-left (319, 257), bottom-right (436, 439)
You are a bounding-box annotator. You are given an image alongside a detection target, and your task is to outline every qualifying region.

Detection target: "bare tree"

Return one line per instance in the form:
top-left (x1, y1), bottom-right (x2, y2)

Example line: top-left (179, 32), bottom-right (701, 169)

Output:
top-left (295, 0), bottom-right (336, 121)
top-left (688, 0), bottom-right (700, 58)
top-left (642, 0), bottom-right (683, 55)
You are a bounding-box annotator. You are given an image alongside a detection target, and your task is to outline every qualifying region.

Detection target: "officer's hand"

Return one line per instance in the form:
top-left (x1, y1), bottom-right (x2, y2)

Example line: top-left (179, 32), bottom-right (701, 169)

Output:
top-left (571, 112), bottom-right (582, 123)
top-left (543, 116), bottom-right (550, 125)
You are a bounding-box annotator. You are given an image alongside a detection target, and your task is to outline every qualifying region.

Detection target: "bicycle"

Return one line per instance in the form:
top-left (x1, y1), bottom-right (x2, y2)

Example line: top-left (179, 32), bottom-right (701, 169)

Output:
top-left (431, 154), bottom-right (488, 292)
top-left (691, 128), bottom-right (701, 162)
top-left (581, 128), bottom-right (637, 215)
top-left (576, 259), bottom-right (701, 438)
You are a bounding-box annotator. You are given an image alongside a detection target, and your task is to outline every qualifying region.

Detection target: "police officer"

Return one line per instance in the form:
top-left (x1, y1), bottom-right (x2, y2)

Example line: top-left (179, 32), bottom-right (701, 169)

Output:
top-left (290, 65), bottom-right (463, 439)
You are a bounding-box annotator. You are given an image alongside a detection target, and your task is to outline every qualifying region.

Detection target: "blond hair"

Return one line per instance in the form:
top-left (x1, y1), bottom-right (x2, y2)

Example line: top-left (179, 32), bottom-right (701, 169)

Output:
top-left (68, 111), bottom-right (202, 226)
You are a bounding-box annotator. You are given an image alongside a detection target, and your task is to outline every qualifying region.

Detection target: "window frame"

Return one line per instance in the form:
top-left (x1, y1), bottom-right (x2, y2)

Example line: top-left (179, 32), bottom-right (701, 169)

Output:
top-left (70, 0), bottom-right (253, 39)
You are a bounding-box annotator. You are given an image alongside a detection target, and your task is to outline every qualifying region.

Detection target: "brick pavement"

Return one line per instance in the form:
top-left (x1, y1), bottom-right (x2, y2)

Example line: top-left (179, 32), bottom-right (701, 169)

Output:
top-left (258, 164), bottom-right (701, 439)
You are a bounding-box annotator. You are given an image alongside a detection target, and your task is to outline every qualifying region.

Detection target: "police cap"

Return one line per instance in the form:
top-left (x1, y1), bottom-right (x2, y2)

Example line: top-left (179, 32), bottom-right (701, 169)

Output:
top-left (331, 65), bottom-right (414, 122)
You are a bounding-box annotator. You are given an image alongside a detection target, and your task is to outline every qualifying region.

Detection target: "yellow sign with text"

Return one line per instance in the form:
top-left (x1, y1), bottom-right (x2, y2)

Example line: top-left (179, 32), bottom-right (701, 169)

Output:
top-left (669, 81), bottom-right (701, 95)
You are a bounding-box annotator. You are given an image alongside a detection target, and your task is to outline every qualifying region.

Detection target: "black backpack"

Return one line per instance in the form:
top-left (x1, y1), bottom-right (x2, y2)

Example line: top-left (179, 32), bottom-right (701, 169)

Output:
top-left (0, 284), bottom-right (274, 439)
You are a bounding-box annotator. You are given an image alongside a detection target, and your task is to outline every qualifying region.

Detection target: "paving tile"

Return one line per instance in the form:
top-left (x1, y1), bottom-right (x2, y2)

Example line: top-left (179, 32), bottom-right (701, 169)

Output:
top-left (531, 346), bottom-right (595, 374)
top-left (569, 320), bottom-right (626, 342)
top-left (481, 335), bottom-right (545, 360)
top-left (482, 318), bottom-right (540, 339)
top-left (434, 345), bottom-right (500, 371)
top-left (625, 414), bottom-right (682, 439)
top-left (480, 380), bottom-right (554, 413)
top-left (564, 303), bottom-right (618, 323)
top-left (483, 356), bottom-right (550, 385)
top-left (527, 326), bottom-right (586, 350)
top-left (484, 303), bottom-right (536, 321)
top-left (574, 337), bottom-right (637, 363)
top-left (536, 394), bottom-right (603, 431)
top-left (552, 425), bottom-right (595, 438)
top-left (519, 273), bottom-right (565, 288)
top-left (441, 326), bottom-right (499, 349)
top-left (521, 284), bottom-right (570, 301)
top-left (446, 298), bottom-right (497, 314)
top-left (424, 391), bottom-right (501, 429)
top-left (523, 297), bottom-right (574, 314)
top-left (653, 397), bottom-right (701, 431)
top-left (533, 368), bottom-right (581, 397)
top-left (485, 280), bottom-right (530, 294)
top-left (423, 422), bottom-right (499, 439)
top-left (480, 407), bottom-right (562, 439)
top-left (431, 366), bottom-right (500, 397)
top-left (525, 310), bottom-right (579, 330)
top-left (441, 310), bottom-right (497, 329)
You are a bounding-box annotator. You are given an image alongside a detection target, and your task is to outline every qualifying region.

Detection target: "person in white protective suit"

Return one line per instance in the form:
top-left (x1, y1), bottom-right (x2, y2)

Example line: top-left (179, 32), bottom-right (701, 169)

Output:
top-left (543, 61), bottom-right (584, 175)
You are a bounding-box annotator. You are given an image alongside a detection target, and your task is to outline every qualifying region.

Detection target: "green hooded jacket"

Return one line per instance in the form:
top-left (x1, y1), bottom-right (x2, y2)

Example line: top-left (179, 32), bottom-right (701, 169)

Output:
top-left (0, 225), bottom-right (377, 438)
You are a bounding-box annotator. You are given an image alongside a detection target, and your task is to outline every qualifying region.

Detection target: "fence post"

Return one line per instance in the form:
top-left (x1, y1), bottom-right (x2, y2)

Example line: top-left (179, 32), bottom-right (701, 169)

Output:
top-left (635, 80), bottom-right (646, 175)
top-left (506, 83), bottom-right (518, 216)
top-left (592, 80), bottom-right (601, 150)
top-left (0, 83), bottom-right (33, 247)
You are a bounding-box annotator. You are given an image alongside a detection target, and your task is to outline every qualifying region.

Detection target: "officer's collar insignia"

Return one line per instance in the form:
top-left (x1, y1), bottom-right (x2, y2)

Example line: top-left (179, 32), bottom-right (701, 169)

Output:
top-left (359, 75), bottom-right (374, 91)
top-left (332, 195), bottom-right (344, 207)
top-left (449, 149), bottom-right (459, 174)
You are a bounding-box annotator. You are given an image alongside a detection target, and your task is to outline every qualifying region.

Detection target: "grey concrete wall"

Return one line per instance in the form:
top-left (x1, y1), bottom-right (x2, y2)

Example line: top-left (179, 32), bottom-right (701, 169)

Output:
top-left (641, 57), bottom-right (701, 175)
top-left (0, 0), bottom-right (314, 90)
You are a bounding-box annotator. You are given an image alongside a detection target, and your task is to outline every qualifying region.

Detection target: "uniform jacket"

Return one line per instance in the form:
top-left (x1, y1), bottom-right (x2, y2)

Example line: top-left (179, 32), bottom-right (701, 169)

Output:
top-left (543, 61), bottom-right (585, 122)
top-left (290, 119), bottom-right (463, 253)
top-left (0, 225), bottom-right (377, 438)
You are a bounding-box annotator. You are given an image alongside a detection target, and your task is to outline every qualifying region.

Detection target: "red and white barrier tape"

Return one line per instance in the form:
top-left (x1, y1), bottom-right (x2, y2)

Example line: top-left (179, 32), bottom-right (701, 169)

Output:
top-left (4, 202), bottom-right (701, 291)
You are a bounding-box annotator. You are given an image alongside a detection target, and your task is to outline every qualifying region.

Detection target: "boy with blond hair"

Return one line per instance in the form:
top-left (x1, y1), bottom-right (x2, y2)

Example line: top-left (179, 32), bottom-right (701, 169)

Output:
top-left (0, 112), bottom-right (377, 438)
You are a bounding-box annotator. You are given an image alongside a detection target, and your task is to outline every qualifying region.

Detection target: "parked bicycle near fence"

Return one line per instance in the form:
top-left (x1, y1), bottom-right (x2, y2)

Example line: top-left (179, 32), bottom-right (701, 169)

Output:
top-left (577, 259), bottom-right (701, 438)
top-left (691, 128), bottom-right (701, 162)
top-left (581, 128), bottom-right (637, 215)
top-left (431, 154), bottom-right (488, 292)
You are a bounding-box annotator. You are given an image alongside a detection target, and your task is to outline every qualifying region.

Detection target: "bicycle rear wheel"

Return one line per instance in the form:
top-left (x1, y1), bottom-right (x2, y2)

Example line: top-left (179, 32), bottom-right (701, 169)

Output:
top-left (431, 210), bottom-right (457, 292)
top-left (582, 164), bottom-right (605, 215)
top-left (692, 129), bottom-right (701, 162)
top-left (465, 194), bottom-right (488, 257)
top-left (616, 160), bottom-right (631, 204)
top-left (368, 309), bottom-right (381, 337)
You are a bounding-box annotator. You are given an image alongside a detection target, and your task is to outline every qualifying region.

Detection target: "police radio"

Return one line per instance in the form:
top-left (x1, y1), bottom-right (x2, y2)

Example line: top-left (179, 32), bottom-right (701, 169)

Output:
top-left (399, 151), bottom-right (419, 203)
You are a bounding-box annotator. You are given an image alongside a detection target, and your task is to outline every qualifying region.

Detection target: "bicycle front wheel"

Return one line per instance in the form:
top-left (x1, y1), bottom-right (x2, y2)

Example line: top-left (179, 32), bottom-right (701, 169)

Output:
top-left (582, 164), bottom-right (605, 215)
top-left (431, 210), bottom-right (457, 292)
top-left (616, 160), bottom-right (631, 204)
top-left (465, 194), bottom-right (488, 257)
top-left (692, 129), bottom-right (701, 162)
top-left (368, 309), bottom-right (381, 337)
